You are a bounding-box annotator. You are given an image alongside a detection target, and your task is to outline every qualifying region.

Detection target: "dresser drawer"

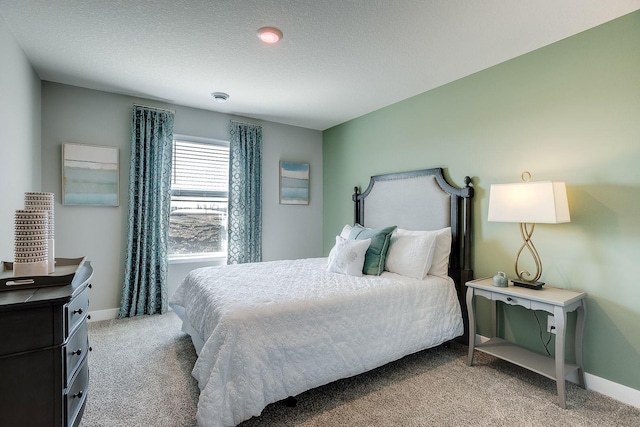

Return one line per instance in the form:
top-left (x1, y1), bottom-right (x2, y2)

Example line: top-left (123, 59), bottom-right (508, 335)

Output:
top-left (493, 292), bottom-right (531, 309)
top-left (66, 285), bottom-right (89, 337)
top-left (65, 321), bottom-right (89, 387)
top-left (66, 358), bottom-right (89, 427)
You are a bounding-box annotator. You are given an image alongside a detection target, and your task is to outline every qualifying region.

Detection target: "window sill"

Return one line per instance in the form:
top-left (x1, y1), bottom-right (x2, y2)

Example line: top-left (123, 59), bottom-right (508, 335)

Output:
top-left (168, 254), bottom-right (227, 265)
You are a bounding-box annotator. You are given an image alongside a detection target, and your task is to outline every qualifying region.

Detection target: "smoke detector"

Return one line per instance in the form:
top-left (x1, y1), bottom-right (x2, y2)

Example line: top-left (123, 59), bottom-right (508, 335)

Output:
top-left (211, 92), bottom-right (230, 103)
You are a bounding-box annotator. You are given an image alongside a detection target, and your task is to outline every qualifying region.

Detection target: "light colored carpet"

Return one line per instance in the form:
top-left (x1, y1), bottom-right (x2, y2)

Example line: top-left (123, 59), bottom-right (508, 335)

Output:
top-left (81, 312), bottom-right (640, 426)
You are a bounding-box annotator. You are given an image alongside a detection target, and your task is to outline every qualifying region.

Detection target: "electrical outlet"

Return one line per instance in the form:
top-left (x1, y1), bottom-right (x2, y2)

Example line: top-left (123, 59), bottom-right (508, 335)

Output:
top-left (547, 315), bottom-right (556, 334)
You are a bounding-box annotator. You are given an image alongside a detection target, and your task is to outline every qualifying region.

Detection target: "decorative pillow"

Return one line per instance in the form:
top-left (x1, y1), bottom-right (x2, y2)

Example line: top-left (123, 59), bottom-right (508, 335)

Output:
top-left (339, 224), bottom-right (352, 239)
top-left (348, 224), bottom-right (397, 276)
top-left (385, 231), bottom-right (438, 280)
top-left (327, 236), bottom-right (371, 277)
top-left (395, 227), bottom-right (452, 277)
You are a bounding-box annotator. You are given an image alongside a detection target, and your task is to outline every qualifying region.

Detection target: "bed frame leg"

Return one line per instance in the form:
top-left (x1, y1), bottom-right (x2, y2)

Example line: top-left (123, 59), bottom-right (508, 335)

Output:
top-left (283, 396), bottom-right (297, 407)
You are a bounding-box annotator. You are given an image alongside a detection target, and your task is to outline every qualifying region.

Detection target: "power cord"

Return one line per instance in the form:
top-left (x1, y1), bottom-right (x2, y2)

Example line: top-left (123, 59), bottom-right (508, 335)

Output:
top-left (533, 311), bottom-right (553, 356)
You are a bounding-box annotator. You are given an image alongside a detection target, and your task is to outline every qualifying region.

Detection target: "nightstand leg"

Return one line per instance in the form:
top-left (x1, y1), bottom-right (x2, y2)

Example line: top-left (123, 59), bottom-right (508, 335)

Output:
top-left (554, 307), bottom-right (567, 409)
top-left (466, 288), bottom-right (476, 366)
top-left (575, 301), bottom-right (587, 388)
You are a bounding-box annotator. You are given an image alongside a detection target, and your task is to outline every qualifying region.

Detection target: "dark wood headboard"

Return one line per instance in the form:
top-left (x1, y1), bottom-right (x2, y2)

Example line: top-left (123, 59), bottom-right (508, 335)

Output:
top-left (352, 168), bottom-right (474, 343)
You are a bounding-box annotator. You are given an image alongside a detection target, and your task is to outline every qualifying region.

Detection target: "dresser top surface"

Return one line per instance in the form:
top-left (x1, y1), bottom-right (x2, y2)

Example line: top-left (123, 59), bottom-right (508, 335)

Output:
top-left (0, 262), bottom-right (92, 308)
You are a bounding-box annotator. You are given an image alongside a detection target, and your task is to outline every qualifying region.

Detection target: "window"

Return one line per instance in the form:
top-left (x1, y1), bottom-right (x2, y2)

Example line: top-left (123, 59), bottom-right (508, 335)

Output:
top-left (169, 136), bottom-right (229, 259)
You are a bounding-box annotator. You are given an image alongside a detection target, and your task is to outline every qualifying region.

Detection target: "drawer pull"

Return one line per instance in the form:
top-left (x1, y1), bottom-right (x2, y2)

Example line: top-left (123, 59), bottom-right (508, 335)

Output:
top-left (507, 297), bottom-right (513, 302)
top-left (72, 348), bottom-right (83, 356)
top-left (88, 283), bottom-right (92, 289)
top-left (89, 346), bottom-right (93, 352)
top-left (73, 308), bottom-right (83, 315)
top-left (72, 390), bottom-right (84, 399)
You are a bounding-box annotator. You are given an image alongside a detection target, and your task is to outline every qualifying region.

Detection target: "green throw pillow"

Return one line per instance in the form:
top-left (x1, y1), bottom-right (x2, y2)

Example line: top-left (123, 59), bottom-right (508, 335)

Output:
top-left (348, 224), bottom-right (397, 276)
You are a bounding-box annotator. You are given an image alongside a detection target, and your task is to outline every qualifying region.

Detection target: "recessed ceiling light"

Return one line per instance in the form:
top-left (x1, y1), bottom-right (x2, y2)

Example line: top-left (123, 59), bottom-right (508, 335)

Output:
top-left (257, 27), bottom-right (283, 44)
top-left (211, 92), bottom-right (229, 103)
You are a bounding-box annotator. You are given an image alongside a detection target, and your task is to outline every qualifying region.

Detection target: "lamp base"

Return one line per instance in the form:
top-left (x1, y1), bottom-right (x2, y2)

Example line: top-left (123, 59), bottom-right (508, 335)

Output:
top-left (512, 280), bottom-right (545, 290)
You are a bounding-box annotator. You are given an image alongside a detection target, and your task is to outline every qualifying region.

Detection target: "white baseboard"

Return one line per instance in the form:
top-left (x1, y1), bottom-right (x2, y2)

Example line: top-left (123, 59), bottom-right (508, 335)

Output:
top-left (87, 307), bottom-right (174, 323)
top-left (585, 373), bottom-right (640, 409)
top-left (87, 308), bottom-right (119, 322)
top-left (565, 370), bottom-right (639, 408)
top-left (87, 309), bottom-right (639, 409)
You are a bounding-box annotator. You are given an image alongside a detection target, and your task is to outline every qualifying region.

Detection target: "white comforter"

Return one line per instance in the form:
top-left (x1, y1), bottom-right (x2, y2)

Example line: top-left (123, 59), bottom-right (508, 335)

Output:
top-left (169, 257), bottom-right (463, 427)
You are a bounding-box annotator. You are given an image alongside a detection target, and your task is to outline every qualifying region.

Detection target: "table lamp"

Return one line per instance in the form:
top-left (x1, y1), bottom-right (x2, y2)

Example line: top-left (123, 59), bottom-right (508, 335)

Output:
top-left (488, 172), bottom-right (570, 289)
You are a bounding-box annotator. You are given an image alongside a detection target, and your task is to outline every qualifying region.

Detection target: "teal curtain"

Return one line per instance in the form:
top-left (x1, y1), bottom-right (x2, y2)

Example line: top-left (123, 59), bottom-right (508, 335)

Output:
top-left (228, 121), bottom-right (262, 264)
top-left (119, 106), bottom-right (174, 317)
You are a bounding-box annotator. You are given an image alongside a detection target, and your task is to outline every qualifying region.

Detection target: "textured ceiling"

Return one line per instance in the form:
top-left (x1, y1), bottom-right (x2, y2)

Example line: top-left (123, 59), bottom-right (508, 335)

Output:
top-left (1, 1), bottom-right (639, 130)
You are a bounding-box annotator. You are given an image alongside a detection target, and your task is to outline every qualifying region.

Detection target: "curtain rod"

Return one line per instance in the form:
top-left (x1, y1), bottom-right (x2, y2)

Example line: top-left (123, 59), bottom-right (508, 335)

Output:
top-left (133, 104), bottom-right (175, 114)
top-left (230, 120), bottom-right (262, 127)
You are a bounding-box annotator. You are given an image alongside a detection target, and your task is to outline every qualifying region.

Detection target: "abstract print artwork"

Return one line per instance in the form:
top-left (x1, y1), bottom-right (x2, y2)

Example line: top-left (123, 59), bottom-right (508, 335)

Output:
top-left (279, 161), bottom-right (310, 205)
top-left (62, 143), bottom-right (119, 206)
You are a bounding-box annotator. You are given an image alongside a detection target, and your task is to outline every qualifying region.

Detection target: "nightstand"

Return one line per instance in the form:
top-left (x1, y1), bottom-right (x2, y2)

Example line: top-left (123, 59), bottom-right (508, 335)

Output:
top-left (466, 277), bottom-right (587, 408)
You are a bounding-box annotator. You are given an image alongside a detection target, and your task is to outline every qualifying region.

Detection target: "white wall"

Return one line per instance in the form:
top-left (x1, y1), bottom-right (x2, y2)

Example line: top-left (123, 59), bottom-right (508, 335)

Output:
top-left (41, 82), bottom-right (323, 312)
top-left (0, 16), bottom-right (41, 260)
top-left (261, 122), bottom-right (324, 261)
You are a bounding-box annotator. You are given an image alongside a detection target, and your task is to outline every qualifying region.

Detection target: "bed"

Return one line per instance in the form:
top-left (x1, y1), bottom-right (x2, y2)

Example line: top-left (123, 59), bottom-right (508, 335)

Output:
top-left (170, 168), bottom-right (474, 427)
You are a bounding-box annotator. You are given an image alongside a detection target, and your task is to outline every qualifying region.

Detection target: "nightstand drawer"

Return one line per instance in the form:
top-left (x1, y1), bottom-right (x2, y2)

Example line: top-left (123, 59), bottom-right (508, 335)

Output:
top-left (471, 287), bottom-right (532, 309)
top-left (493, 293), bottom-right (531, 309)
top-left (65, 321), bottom-right (89, 387)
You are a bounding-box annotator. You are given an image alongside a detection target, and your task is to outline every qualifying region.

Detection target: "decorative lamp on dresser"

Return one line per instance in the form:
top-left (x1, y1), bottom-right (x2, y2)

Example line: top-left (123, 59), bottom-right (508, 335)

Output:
top-left (0, 258), bottom-right (93, 427)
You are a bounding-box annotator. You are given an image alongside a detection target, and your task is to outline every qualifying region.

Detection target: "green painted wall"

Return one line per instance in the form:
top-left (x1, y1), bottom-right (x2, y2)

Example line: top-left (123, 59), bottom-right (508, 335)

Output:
top-left (323, 11), bottom-right (640, 391)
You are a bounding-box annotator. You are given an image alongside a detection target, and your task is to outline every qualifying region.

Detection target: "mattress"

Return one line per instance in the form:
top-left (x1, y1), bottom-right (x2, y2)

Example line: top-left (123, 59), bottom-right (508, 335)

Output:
top-left (169, 257), bottom-right (463, 427)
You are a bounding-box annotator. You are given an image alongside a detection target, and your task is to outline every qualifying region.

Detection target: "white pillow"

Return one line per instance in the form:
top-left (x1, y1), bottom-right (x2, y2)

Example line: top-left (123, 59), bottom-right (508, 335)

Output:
top-left (339, 224), bottom-right (352, 239)
top-left (394, 227), bottom-right (451, 277)
top-left (385, 231), bottom-right (437, 279)
top-left (327, 235), bottom-right (371, 277)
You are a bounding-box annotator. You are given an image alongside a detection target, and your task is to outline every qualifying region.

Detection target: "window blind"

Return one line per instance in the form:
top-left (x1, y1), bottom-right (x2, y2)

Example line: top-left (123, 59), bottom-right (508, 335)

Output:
top-left (172, 139), bottom-right (229, 198)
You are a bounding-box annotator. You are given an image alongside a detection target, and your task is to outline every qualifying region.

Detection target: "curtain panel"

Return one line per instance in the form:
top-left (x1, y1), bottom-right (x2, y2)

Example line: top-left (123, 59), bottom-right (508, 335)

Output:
top-left (119, 106), bottom-right (174, 317)
top-left (228, 121), bottom-right (262, 264)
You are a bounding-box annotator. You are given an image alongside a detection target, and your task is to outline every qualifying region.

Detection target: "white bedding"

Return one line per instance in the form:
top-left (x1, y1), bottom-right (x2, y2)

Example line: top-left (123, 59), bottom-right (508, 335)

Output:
top-left (169, 257), bottom-right (463, 427)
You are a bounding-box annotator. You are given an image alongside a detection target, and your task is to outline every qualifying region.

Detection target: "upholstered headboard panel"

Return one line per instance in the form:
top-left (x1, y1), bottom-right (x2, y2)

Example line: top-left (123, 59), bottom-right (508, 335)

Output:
top-left (356, 174), bottom-right (451, 231)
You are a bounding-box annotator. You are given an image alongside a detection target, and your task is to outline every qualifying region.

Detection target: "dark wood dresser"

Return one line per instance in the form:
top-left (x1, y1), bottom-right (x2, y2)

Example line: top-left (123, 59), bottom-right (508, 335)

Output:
top-left (0, 261), bottom-right (93, 427)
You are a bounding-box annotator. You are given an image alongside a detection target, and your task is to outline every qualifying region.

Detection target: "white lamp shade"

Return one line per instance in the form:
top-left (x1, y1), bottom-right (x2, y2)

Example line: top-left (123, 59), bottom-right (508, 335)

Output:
top-left (488, 181), bottom-right (570, 224)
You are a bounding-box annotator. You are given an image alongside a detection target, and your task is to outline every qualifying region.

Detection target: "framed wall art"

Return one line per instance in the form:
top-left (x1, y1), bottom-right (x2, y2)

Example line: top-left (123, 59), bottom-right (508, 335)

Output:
top-left (62, 143), bottom-right (119, 206)
top-left (279, 161), bottom-right (309, 205)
